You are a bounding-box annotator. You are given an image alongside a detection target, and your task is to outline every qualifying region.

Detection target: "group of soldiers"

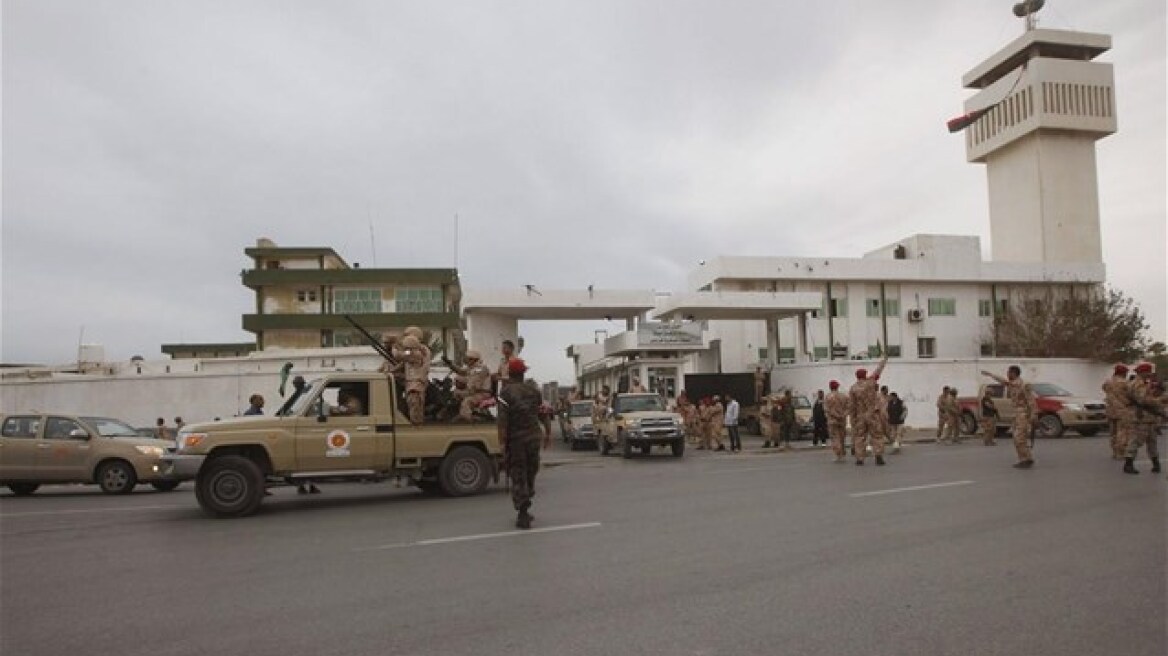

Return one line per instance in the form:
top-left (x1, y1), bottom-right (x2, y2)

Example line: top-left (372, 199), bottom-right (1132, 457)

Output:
top-left (1102, 362), bottom-right (1165, 475)
top-left (934, 386), bottom-right (967, 444)
top-left (377, 328), bottom-right (526, 425)
top-left (675, 393), bottom-right (730, 451)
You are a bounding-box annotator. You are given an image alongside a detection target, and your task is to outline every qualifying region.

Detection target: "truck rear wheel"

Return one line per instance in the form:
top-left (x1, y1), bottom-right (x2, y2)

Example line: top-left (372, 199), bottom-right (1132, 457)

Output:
top-left (196, 455), bottom-right (265, 518)
top-left (439, 446), bottom-right (491, 497)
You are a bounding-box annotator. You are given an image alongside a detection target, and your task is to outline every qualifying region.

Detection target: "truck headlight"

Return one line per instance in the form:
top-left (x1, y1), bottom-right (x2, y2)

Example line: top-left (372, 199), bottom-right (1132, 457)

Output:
top-left (177, 432), bottom-right (207, 452)
top-left (1062, 403), bottom-right (1084, 412)
top-left (135, 445), bottom-right (165, 456)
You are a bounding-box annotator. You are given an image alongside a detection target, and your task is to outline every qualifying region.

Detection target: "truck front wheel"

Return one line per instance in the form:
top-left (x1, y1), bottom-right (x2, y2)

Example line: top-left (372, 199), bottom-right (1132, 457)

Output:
top-left (1036, 414), bottom-right (1064, 439)
top-left (959, 412), bottom-right (978, 436)
top-left (439, 446), bottom-right (491, 497)
top-left (196, 455), bottom-right (265, 518)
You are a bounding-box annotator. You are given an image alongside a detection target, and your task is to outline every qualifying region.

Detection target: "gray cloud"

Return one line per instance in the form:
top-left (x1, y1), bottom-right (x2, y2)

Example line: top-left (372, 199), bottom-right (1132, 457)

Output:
top-left (3, 0), bottom-right (1164, 383)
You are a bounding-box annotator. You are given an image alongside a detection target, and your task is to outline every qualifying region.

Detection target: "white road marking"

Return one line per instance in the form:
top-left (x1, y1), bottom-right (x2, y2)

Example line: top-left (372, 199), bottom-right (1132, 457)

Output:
top-left (0, 504), bottom-right (182, 519)
top-left (359, 521), bottom-right (602, 551)
top-left (849, 480), bottom-right (974, 498)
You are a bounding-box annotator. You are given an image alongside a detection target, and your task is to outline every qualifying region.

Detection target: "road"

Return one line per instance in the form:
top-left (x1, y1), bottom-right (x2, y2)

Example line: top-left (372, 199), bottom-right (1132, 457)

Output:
top-left (1, 436), bottom-right (1164, 656)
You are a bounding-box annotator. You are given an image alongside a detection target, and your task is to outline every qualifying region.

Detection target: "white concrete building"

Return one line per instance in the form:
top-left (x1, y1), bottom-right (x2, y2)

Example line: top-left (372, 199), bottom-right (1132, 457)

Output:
top-left (690, 234), bottom-right (1104, 375)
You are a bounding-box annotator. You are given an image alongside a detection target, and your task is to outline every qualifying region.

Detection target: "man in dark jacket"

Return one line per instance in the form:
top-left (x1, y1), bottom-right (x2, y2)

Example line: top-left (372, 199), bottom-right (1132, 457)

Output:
top-left (812, 390), bottom-right (828, 447)
top-left (887, 392), bottom-right (907, 453)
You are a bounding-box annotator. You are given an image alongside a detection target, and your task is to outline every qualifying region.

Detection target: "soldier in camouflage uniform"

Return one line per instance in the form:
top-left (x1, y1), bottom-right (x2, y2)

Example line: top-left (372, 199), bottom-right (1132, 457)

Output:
top-left (946, 388), bottom-right (963, 444)
top-left (396, 333), bottom-right (430, 424)
top-left (935, 386), bottom-right (950, 440)
top-left (981, 366), bottom-right (1037, 469)
top-left (1122, 363), bottom-right (1164, 475)
top-left (848, 354), bottom-right (890, 465)
top-left (592, 385), bottom-right (612, 447)
top-left (1102, 364), bottom-right (1131, 459)
top-left (979, 388), bottom-right (998, 446)
top-left (445, 350), bottom-right (493, 422)
top-left (824, 380), bottom-right (850, 463)
top-left (708, 395), bottom-right (727, 451)
top-left (497, 358), bottom-right (551, 529)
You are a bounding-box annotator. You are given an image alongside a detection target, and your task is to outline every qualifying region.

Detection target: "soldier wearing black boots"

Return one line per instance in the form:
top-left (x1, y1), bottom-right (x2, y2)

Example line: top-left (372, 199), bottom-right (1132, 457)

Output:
top-left (1122, 363), bottom-right (1164, 475)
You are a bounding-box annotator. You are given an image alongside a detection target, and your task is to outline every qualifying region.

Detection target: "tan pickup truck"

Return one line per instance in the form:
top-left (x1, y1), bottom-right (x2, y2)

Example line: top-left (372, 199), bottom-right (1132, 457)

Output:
top-left (161, 373), bottom-right (501, 518)
top-left (957, 382), bottom-right (1107, 439)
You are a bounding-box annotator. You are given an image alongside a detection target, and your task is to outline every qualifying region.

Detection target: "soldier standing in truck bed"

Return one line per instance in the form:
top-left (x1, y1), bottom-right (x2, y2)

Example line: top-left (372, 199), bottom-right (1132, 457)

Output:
top-left (497, 358), bottom-right (551, 529)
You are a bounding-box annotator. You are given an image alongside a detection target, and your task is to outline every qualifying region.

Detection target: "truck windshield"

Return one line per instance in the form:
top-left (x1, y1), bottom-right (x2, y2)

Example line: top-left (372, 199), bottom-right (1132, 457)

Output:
top-left (285, 381), bottom-right (320, 416)
top-left (570, 402), bottom-right (593, 417)
top-left (615, 395), bottom-right (666, 413)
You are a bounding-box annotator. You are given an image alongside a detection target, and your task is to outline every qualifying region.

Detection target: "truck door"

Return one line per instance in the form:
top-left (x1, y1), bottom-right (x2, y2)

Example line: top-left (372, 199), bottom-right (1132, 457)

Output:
top-left (0, 415), bottom-right (43, 480)
top-left (39, 416), bottom-right (93, 480)
top-left (293, 381), bottom-right (383, 472)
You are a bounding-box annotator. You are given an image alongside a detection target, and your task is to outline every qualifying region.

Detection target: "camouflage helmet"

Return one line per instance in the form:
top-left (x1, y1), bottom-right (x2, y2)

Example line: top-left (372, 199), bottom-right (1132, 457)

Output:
top-left (401, 335), bottom-right (421, 349)
top-left (466, 349), bottom-right (482, 361)
top-left (403, 326), bottom-right (424, 340)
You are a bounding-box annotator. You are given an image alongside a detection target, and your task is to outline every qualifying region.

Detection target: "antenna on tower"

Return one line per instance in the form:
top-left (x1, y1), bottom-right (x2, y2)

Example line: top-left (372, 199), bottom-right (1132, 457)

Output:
top-left (368, 218), bottom-right (377, 267)
top-left (1013, 0), bottom-right (1045, 32)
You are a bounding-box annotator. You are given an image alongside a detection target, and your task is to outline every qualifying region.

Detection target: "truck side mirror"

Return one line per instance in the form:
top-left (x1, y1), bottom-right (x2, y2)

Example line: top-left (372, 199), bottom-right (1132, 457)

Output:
top-left (69, 429), bottom-right (91, 440)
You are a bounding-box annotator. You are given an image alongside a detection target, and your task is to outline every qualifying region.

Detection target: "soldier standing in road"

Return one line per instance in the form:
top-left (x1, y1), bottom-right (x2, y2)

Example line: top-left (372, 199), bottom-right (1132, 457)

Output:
top-left (1103, 364), bottom-right (1131, 459)
top-left (677, 391), bottom-right (698, 445)
top-left (981, 366), bottom-right (1037, 469)
top-left (1122, 363), bottom-right (1164, 475)
top-left (777, 390), bottom-right (797, 451)
top-left (849, 354), bottom-right (890, 466)
top-left (445, 350), bottom-right (493, 422)
top-left (497, 358), bottom-right (551, 529)
top-left (936, 386), bottom-right (950, 440)
top-left (946, 388), bottom-right (963, 444)
top-left (592, 385), bottom-right (612, 446)
top-left (825, 381), bottom-right (850, 462)
top-left (979, 388), bottom-right (998, 446)
top-left (709, 395), bottom-right (727, 452)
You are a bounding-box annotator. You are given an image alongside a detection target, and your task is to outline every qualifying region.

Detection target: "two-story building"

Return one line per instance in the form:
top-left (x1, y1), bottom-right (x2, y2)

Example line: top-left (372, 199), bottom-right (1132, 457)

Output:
top-left (235, 238), bottom-right (463, 352)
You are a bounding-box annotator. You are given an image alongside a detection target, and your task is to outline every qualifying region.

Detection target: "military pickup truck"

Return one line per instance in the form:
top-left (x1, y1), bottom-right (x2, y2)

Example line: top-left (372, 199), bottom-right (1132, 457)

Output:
top-left (596, 393), bottom-right (685, 458)
top-left (957, 382), bottom-right (1107, 439)
top-left (161, 373), bottom-right (501, 518)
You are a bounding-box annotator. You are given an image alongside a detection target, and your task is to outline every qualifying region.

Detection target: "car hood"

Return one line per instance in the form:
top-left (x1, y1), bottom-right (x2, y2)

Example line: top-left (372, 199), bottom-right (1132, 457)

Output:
top-left (1044, 395), bottom-right (1104, 405)
top-left (620, 411), bottom-right (679, 420)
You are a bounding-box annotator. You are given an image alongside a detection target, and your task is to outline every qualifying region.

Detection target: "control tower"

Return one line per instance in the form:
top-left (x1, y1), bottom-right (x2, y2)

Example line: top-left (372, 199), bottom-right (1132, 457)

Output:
top-left (961, 25), bottom-right (1116, 264)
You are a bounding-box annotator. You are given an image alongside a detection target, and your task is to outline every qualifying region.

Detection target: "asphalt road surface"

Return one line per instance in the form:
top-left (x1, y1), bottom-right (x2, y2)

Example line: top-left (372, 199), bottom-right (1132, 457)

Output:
top-left (1, 438), bottom-right (1164, 656)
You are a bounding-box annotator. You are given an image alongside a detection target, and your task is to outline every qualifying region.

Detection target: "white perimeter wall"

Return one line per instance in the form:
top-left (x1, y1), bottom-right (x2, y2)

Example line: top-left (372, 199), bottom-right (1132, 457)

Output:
top-left (770, 358), bottom-right (1110, 429)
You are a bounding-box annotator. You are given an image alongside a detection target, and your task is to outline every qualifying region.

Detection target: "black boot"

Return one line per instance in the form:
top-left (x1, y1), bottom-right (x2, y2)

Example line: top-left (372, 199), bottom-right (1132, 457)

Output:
top-left (516, 508), bottom-right (532, 529)
top-left (875, 455), bottom-right (886, 466)
top-left (1123, 458), bottom-right (1139, 475)
top-left (1152, 458), bottom-right (1161, 473)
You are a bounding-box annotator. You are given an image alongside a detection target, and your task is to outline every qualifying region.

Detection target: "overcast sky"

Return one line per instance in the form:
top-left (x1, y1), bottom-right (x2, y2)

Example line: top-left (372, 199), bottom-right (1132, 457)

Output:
top-left (2, 0), bottom-right (1164, 384)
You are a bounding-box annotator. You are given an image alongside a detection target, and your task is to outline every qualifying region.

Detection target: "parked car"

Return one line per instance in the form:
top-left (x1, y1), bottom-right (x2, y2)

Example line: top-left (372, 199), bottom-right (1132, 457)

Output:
top-left (565, 400), bottom-right (598, 451)
top-left (957, 382), bottom-right (1107, 438)
top-left (0, 413), bottom-right (185, 496)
